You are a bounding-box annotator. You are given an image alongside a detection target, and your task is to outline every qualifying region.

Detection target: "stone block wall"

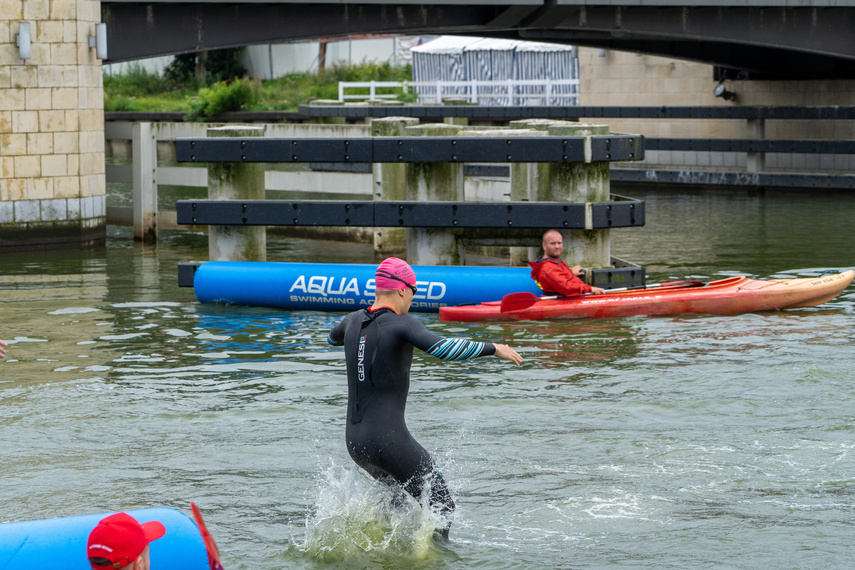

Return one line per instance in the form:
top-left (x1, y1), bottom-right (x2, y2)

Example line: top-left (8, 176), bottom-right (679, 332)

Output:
top-left (0, 0), bottom-right (105, 250)
top-left (579, 48), bottom-right (855, 174)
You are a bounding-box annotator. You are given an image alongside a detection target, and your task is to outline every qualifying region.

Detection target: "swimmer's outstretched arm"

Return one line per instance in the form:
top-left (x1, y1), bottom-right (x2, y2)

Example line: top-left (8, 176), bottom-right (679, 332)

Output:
top-left (425, 337), bottom-right (522, 366)
top-left (492, 343), bottom-right (523, 366)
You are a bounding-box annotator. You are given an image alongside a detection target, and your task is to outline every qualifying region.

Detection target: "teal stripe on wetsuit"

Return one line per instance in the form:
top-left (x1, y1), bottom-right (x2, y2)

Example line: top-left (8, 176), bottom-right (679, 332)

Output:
top-left (426, 338), bottom-right (486, 361)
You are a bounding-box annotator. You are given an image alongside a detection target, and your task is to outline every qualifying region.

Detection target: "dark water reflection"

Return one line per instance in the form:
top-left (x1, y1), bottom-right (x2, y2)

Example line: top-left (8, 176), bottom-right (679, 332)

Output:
top-left (1, 189), bottom-right (854, 569)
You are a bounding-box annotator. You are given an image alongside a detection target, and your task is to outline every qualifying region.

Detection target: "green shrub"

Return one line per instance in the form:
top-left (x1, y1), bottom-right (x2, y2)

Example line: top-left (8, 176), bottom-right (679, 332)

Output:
top-left (205, 49), bottom-right (248, 83)
top-left (104, 63), bottom-right (171, 97)
top-left (104, 61), bottom-right (414, 114)
top-left (185, 78), bottom-right (258, 121)
top-left (163, 53), bottom-right (198, 85)
top-left (164, 48), bottom-right (248, 86)
top-left (104, 94), bottom-right (138, 112)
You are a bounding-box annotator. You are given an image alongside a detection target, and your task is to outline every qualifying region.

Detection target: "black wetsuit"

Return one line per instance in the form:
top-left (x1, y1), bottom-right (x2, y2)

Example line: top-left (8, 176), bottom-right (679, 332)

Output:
top-left (328, 307), bottom-right (496, 516)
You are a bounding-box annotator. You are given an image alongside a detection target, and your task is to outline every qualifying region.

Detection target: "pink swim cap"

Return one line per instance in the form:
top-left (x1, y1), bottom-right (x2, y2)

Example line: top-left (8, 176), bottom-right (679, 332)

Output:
top-left (375, 257), bottom-right (417, 291)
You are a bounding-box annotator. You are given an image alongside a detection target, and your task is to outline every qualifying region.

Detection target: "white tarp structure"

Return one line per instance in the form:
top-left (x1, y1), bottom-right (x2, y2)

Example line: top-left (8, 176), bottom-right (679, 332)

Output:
top-left (411, 36), bottom-right (579, 106)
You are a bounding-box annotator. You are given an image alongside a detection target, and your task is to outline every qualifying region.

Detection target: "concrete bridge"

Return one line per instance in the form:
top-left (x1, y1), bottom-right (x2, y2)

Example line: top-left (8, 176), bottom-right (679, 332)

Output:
top-left (3, 0), bottom-right (855, 252)
top-left (102, 0), bottom-right (855, 78)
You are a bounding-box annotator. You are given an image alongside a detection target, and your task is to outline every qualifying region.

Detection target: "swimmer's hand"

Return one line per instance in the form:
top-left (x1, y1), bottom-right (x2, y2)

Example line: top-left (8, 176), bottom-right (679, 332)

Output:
top-left (494, 343), bottom-right (523, 366)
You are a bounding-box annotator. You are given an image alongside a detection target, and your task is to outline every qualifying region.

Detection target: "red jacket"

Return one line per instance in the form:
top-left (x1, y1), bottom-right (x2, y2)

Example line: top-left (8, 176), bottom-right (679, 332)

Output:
top-left (529, 257), bottom-right (592, 297)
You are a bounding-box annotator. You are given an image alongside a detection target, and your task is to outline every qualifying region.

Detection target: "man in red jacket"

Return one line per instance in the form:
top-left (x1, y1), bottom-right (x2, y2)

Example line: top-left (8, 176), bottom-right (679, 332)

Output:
top-left (529, 230), bottom-right (606, 297)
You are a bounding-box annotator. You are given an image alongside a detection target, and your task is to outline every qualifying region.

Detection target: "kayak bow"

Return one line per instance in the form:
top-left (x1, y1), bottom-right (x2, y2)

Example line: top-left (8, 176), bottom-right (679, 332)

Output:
top-left (439, 270), bottom-right (855, 322)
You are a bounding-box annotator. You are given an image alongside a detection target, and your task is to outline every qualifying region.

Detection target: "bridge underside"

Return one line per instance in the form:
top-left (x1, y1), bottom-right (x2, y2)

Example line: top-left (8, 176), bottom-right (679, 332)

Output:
top-left (102, 3), bottom-right (855, 78)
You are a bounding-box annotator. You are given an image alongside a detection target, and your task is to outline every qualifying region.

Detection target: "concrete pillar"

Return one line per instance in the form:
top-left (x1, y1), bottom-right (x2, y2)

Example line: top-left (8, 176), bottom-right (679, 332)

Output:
top-left (132, 122), bottom-right (157, 242)
top-left (403, 123), bottom-right (465, 265)
top-left (371, 116), bottom-right (419, 260)
top-left (508, 119), bottom-right (561, 266)
top-left (207, 126), bottom-right (266, 261)
top-left (546, 123), bottom-right (612, 269)
top-left (467, 127), bottom-right (538, 262)
top-left (746, 118), bottom-right (766, 173)
top-left (0, 0), bottom-right (106, 251)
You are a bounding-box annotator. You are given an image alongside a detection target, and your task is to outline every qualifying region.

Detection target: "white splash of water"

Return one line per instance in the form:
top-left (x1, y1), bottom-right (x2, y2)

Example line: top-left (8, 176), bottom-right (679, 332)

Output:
top-left (295, 460), bottom-right (446, 564)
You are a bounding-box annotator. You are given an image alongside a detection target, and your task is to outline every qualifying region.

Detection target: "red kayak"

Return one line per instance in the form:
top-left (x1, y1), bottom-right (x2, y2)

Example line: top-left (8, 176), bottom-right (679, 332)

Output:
top-left (439, 270), bottom-right (855, 322)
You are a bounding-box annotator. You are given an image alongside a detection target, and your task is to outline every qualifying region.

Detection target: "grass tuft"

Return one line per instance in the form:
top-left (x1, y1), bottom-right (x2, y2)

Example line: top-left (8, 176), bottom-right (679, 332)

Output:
top-left (103, 59), bottom-right (414, 115)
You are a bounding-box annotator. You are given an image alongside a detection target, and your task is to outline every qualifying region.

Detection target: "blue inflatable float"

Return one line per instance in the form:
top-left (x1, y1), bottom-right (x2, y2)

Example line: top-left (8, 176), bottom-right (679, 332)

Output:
top-left (0, 508), bottom-right (211, 569)
top-left (193, 261), bottom-right (543, 313)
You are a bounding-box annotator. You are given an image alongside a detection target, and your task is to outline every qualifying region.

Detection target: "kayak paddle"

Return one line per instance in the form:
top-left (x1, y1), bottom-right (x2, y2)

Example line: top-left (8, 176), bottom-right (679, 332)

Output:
top-left (500, 280), bottom-right (706, 312)
top-left (191, 502), bottom-right (225, 570)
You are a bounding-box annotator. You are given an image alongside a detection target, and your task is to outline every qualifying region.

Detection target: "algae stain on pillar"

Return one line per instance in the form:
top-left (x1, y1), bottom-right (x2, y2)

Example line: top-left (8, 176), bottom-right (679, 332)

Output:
top-left (508, 120), bottom-right (559, 265)
top-left (207, 126), bottom-right (266, 262)
top-left (403, 123), bottom-right (465, 265)
top-left (371, 117), bottom-right (419, 260)
top-left (546, 123), bottom-right (611, 270)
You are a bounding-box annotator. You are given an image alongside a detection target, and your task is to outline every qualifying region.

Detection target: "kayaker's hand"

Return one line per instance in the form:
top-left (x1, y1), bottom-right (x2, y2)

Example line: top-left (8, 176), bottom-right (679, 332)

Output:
top-left (591, 287), bottom-right (606, 295)
top-left (571, 265), bottom-right (585, 276)
top-left (494, 343), bottom-right (523, 366)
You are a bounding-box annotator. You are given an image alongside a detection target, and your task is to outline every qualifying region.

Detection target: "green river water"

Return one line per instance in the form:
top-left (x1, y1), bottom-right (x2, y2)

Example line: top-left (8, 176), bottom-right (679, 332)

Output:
top-left (1, 188), bottom-right (854, 569)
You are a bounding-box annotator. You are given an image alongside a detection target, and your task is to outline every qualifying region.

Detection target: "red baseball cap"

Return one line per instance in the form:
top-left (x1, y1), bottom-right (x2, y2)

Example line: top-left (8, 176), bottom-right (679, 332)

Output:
top-left (87, 512), bottom-right (166, 569)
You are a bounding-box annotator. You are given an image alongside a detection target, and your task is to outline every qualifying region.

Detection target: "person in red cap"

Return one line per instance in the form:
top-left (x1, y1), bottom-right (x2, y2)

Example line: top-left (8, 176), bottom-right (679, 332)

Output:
top-left (87, 512), bottom-right (166, 570)
top-left (328, 257), bottom-right (522, 540)
top-left (529, 229), bottom-right (605, 297)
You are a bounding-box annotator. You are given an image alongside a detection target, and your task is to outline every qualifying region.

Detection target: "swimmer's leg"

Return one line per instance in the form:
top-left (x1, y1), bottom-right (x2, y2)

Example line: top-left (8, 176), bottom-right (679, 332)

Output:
top-left (429, 469), bottom-right (454, 541)
top-left (404, 464), bottom-right (455, 540)
top-left (362, 465), bottom-right (410, 510)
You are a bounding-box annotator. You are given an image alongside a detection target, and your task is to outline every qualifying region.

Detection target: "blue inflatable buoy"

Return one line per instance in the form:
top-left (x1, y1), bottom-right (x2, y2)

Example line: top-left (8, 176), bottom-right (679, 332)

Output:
top-left (0, 508), bottom-right (210, 569)
top-left (193, 261), bottom-right (543, 313)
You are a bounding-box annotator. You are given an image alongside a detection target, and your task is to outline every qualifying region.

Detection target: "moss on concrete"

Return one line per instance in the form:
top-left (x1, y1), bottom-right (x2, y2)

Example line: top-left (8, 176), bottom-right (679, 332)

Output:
top-left (0, 220), bottom-right (106, 252)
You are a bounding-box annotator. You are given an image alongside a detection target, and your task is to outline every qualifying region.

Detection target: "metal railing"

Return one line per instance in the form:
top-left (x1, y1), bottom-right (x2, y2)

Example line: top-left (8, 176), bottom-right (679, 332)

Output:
top-left (338, 79), bottom-right (580, 106)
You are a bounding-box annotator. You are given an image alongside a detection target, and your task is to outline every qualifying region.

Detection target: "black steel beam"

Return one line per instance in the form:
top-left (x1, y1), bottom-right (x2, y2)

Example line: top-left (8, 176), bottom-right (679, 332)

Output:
top-left (176, 200), bottom-right (645, 229)
top-left (590, 267), bottom-right (645, 291)
top-left (645, 139), bottom-right (855, 154)
top-left (178, 262), bottom-right (202, 288)
top-left (373, 202), bottom-right (585, 229)
top-left (178, 201), bottom-right (374, 227)
top-left (102, 2), bottom-right (515, 63)
top-left (519, 6), bottom-right (855, 76)
top-left (591, 201), bottom-right (644, 228)
top-left (175, 136), bottom-right (644, 163)
top-left (298, 105), bottom-right (855, 121)
top-left (177, 138), bottom-right (374, 163)
top-left (611, 169), bottom-right (855, 190)
top-left (102, 2), bottom-right (855, 77)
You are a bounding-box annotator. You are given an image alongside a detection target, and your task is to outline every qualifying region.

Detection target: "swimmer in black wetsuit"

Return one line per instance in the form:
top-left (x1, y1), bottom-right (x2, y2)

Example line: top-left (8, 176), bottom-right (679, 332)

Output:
top-left (327, 257), bottom-right (523, 540)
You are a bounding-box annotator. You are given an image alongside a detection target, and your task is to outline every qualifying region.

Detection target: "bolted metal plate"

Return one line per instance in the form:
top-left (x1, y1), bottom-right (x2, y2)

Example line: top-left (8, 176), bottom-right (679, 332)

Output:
top-left (372, 137), bottom-right (587, 163)
top-left (177, 200), bottom-right (375, 226)
top-left (176, 136), bottom-right (644, 164)
top-left (374, 202), bottom-right (586, 228)
top-left (178, 262), bottom-right (202, 287)
top-left (590, 136), bottom-right (645, 161)
top-left (590, 200), bottom-right (645, 228)
top-left (176, 138), bottom-right (374, 163)
top-left (177, 200), bottom-right (642, 228)
top-left (590, 266), bottom-right (646, 290)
